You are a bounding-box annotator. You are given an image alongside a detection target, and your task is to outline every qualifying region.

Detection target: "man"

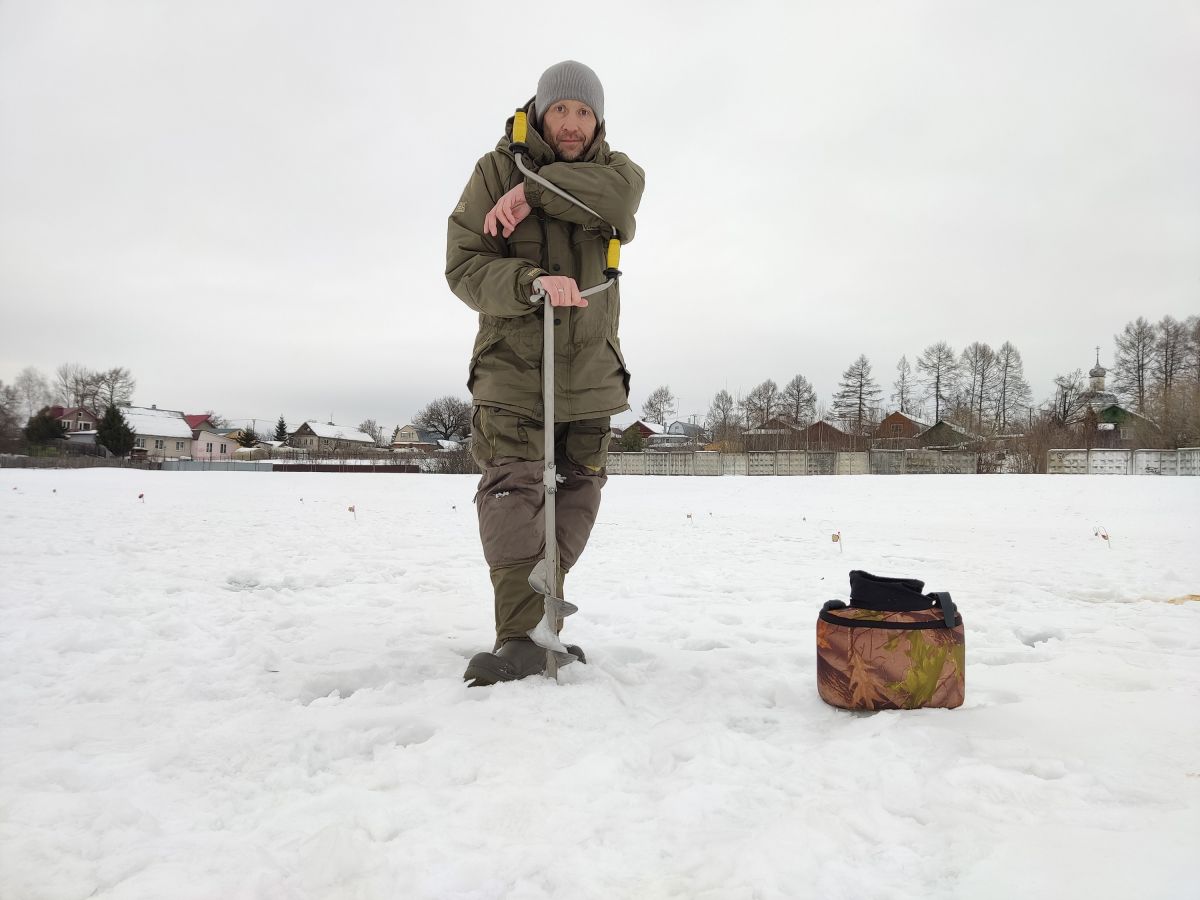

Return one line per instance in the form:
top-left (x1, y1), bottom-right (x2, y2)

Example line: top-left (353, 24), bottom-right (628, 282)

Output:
top-left (446, 60), bottom-right (645, 686)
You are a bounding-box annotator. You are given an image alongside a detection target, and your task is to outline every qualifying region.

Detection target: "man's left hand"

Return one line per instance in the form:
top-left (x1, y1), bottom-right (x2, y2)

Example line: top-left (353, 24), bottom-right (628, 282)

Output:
top-left (483, 183), bottom-right (531, 238)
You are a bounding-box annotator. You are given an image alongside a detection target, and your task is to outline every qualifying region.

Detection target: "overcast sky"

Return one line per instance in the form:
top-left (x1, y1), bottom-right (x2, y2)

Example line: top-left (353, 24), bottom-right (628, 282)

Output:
top-left (1, 0), bottom-right (1197, 432)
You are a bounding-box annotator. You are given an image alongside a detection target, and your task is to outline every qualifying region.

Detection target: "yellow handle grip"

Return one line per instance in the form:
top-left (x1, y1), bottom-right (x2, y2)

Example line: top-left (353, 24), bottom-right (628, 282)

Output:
top-left (606, 239), bottom-right (621, 270)
top-left (513, 111), bottom-right (528, 144)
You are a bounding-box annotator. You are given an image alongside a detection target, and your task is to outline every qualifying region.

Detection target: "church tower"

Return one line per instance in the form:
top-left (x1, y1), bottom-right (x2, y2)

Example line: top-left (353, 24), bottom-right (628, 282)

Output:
top-left (1089, 347), bottom-right (1107, 393)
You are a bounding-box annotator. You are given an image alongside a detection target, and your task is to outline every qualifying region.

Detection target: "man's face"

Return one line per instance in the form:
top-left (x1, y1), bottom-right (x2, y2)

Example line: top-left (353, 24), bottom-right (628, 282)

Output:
top-left (540, 99), bottom-right (598, 162)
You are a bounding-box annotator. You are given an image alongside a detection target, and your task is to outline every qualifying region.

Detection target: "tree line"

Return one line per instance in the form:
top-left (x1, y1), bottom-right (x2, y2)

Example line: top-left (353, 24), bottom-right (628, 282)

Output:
top-left (6, 314), bottom-right (1197, 458)
top-left (634, 314), bottom-right (1199, 447)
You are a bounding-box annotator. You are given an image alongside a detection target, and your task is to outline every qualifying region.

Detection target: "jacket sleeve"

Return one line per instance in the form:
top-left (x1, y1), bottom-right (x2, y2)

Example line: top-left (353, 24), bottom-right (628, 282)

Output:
top-left (446, 155), bottom-right (545, 318)
top-left (522, 151), bottom-right (645, 243)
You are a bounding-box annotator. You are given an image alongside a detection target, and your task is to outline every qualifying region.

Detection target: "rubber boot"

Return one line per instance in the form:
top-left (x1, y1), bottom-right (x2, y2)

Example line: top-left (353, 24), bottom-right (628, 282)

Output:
top-left (462, 638), bottom-right (586, 687)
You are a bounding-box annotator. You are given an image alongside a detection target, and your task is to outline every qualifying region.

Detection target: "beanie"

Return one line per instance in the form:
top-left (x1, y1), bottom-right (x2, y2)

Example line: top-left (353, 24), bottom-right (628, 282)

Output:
top-left (536, 60), bottom-right (604, 125)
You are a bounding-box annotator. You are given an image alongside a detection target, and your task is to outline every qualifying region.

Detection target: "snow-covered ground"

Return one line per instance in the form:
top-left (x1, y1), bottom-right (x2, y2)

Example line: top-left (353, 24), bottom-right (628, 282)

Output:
top-left (1, 469), bottom-right (1198, 900)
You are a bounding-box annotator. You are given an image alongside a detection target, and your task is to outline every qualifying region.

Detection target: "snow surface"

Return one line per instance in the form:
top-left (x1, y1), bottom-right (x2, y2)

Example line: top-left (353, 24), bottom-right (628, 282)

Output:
top-left (1, 470), bottom-right (1198, 900)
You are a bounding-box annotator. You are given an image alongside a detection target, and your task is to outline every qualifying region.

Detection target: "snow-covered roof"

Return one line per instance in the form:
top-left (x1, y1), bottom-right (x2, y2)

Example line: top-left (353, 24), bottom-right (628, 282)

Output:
top-left (120, 406), bottom-right (193, 439)
top-left (299, 422), bottom-right (375, 443)
top-left (1081, 390), bottom-right (1120, 409)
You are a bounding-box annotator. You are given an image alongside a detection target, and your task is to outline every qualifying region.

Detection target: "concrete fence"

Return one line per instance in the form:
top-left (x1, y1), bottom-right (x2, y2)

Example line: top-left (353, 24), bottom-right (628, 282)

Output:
top-left (606, 450), bottom-right (980, 476)
top-left (1046, 448), bottom-right (1200, 475)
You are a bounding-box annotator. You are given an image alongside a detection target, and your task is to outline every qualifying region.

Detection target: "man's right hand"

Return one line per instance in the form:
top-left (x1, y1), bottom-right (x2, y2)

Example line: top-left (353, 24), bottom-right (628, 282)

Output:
top-left (534, 275), bottom-right (588, 308)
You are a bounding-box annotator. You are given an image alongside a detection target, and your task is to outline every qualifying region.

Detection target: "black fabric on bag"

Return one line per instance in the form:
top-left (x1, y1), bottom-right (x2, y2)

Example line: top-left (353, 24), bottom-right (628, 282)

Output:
top-left (848, 570), bottom-right (932, 611)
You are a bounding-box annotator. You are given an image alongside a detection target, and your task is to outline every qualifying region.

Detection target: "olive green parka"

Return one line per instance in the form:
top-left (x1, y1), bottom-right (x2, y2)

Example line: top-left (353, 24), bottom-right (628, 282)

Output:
top-left (446, 100), bottom-right (645, 422)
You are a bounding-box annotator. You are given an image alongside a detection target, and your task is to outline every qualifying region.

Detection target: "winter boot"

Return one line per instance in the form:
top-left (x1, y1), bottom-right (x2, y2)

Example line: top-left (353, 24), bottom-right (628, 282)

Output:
top-left (462, 637), bottom-right (586, 687)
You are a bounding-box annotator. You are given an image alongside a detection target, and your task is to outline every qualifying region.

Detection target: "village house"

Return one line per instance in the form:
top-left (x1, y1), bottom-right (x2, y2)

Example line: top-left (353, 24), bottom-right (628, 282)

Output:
top-left (191, 428), bottom-right (235, 461)
top-left (917, 419), bottom-right (981, 449)
top-left (743, 417), bottom-right (804, 451)
top-left (793, 419), bottom-right (863, 452)
top-left (873, 411), bottom-right (930, 448)
top-left (50, 406), bottom-right (101, 435)
top-left (391, 423), bottom-right (441, 452)
top-left (289, 421), bottom-right (376, 454)
top-left (120, 405), bottom-right (194, 459)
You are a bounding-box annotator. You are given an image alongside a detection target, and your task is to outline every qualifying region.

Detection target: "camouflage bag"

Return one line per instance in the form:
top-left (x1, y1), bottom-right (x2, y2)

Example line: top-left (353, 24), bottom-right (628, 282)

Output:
top-left (816, 570), bottom-right (964, 711)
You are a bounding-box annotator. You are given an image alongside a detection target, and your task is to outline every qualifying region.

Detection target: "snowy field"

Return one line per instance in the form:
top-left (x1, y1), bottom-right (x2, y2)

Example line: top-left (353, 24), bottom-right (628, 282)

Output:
top-left (1, 469), bottom-right (1198, 900)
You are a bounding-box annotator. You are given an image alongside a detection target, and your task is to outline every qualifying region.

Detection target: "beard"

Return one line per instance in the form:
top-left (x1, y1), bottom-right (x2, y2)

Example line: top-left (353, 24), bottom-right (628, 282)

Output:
top-left (551, 133), bottom-right (590, 162)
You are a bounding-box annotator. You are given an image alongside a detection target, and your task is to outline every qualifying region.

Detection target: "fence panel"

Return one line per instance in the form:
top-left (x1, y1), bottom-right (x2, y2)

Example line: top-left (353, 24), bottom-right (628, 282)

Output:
top-left (940, 452), bottom-right (978, 474)
top-left (806, 452), bottom-right (836, 476)
top-left (668, 453), bottom-right (694, 476)
top-left (1087, 449), bottom-right (1131, 475)
top-left (1133, 450), bottom-right (1178, 476)
top-left (836, 452), bottom-right (870, 475)
top-left (608, 452), bottom-right (645, 475)
top-left (776, 451), bottom-right (806, 475)
top-left (1048, 450), bottom-right (1087, 474)
top-left (748, 452), bottom-right (776, 476)
top-left (645, 453), bottom-right (670, 476)
top-left (693, 452), bottom-right (722, 476)
top-left (722, 454), bottom-right (748, 476)
top-left (1179, 448), bottom-right (1200, 476)
top-left (870, 451), bottom-right (904, 475)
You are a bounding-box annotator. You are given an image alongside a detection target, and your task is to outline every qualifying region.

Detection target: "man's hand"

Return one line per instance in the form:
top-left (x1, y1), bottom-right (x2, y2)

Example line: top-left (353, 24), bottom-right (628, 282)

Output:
top-left (483, 183), bottom-right (531, 238)
top-left (534, 275), bottom-right (588, 307)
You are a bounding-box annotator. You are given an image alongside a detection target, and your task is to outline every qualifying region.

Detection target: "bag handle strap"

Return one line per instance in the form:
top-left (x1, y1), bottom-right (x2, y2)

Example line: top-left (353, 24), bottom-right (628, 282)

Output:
top-left (930, 591), bottom-right (958, 628)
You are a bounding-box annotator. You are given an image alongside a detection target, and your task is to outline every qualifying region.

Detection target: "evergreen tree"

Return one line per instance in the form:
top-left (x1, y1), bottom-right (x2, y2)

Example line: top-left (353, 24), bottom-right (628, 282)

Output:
top-left (832, 355), bottom-right (883, 435)
top-left (619, 427), bottom-right (645, 451)
top-left (274, 415), bottom-right (288, 443)
top-left (23, 407), bottom-right (66, 444)
top-left (237, 427), bottom-right (260, 448)
top-left (97, 405), bottom-right (136, 456)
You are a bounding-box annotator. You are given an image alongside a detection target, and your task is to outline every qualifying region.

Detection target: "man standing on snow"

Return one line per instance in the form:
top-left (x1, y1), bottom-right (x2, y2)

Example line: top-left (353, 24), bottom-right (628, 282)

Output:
top-left (446, 60), bottom-right (645, 686)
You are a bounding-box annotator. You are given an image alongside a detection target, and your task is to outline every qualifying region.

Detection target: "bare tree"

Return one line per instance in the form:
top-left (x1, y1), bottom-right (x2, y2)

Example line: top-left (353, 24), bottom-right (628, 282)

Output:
top-left (959, 342), bottom-right (998, 433)
top-left (992, 341), bottom-right (1032, 433)
top-left (0, 380), bottom-right (21, 439)
top-left (413, 396), bottom-right (472, 441)
top-left (740, 379), bottom-right (781, 430)
top-left (781, 374), bottom-right (816, 426)
top-left (205, 410), bottom-right (230, 429)
top-left (54, 363), bottom-right (96, 409)
top-left (916, 342), bottom-right (958, 422)
top-left (641, 385), bottom-right (677, 425)
top-left (705, 389), bottom-right (739, 443)
top-left (13, 367), bottom-right (52, 420)
top-left (94, 367), bottom-right (136, 413)
top-left (1112, 317), bottom-right (1156, 413)
top-left (358, 418), bottom-right (385, 446)
top-left (832, 355), bottom-right (882, 435)
top-left (891, 356), bottom-right (918, 416)
top-left (1153, 315), bottom-right (1189, 398)
top-left (1050, 369), bottom-right (1088, 426)
top-left (1187, 315), bottom-right (1200, 385)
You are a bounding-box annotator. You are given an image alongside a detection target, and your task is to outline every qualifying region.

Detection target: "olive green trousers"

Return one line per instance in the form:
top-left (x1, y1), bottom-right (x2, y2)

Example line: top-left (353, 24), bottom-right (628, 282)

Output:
top-left (471, 406), bottom-right (610, 644)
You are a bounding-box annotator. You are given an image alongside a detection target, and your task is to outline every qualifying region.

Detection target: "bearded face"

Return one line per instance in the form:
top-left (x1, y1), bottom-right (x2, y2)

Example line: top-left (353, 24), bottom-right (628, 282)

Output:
top-left (540, 99), bottom-right (598, 162)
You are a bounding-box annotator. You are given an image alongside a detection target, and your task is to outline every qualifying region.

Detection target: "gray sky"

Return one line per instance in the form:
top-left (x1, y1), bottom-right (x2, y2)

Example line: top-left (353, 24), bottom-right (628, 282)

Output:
top-left (2, 0), bottom-right (1197, 432)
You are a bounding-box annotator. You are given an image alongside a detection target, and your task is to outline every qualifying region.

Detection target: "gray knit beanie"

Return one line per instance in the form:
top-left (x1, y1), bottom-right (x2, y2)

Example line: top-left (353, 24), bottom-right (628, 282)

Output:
top-left (536, 60), bottom-right (604, 125)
